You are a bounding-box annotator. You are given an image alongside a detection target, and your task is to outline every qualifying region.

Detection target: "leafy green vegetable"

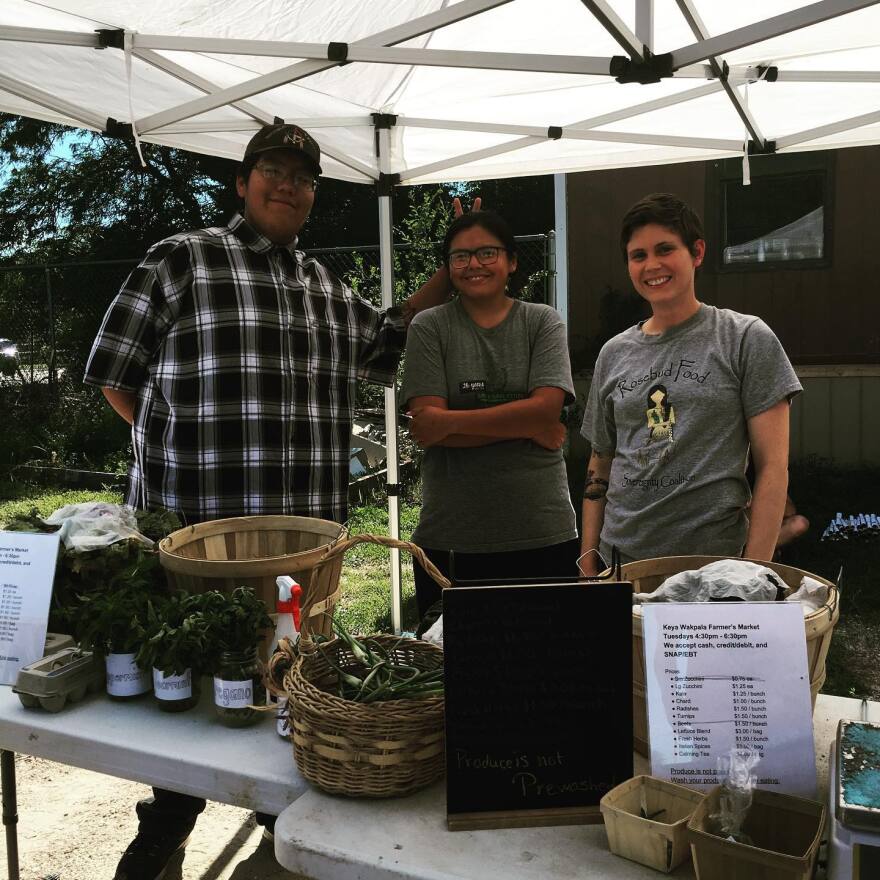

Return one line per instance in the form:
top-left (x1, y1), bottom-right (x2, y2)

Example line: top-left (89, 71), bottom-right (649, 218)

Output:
top-left (195, 587), bottom-right (273, 665)
top-left (134, 592), bottom-right (213, 676)
top-left (73, 561), bottom-right (164, 654)
top-left (3, 505), bottom-right (180, 640)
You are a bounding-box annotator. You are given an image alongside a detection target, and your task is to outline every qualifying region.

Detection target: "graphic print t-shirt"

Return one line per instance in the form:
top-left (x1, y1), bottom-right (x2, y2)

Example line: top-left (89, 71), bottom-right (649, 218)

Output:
top-left (401, 298), bottom-right (576, 553)
top-left (581, 305), bottom-right (802, 561)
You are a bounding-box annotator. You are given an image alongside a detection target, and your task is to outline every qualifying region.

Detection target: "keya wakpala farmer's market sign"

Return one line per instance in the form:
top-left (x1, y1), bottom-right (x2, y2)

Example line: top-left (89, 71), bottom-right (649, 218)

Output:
top-left (0, 531), bottom-right (59, 685)
top-left (643, 602), bottom-right (816, 797)
top-left (443, 580), bottom-right (633, 830)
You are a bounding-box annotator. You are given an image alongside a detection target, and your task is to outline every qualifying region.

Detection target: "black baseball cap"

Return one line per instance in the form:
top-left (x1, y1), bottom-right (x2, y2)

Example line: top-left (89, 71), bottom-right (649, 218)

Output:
top-left (243, 123), bottom-right (322, 175)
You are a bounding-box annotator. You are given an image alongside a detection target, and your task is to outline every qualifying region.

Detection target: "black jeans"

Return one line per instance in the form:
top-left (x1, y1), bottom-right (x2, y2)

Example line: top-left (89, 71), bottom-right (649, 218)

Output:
top-left (136, 789), bottom-right (274, 838)
top-left (412, 538), bottom-right (581, 619)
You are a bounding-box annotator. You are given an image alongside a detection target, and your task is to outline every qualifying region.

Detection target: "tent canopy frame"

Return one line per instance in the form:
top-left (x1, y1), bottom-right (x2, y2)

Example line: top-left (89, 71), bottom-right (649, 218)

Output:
top-left (3, 0), bottom-right (880, 628)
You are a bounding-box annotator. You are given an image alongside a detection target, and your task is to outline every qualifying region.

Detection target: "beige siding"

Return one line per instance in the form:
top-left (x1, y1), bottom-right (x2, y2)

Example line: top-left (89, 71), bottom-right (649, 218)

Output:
top-left (791, 372), bottom-right (880, 466)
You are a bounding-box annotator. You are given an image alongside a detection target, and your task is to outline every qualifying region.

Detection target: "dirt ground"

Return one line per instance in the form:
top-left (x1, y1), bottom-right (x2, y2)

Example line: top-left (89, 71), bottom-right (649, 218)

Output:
top-left (5, 754), bottom-right (305, 880)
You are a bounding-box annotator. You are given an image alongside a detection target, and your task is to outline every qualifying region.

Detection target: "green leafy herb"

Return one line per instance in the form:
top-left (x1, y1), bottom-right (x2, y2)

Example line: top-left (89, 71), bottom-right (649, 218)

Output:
top-left (134, 592), bottom-right (213, 676)
top-left (195, 587), bottom-right (273, 665)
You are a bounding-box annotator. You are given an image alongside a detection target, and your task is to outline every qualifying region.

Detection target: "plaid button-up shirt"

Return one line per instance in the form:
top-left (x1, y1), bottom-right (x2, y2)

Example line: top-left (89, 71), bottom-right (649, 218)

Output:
top-left (85, 213), bottom-right (404, 524)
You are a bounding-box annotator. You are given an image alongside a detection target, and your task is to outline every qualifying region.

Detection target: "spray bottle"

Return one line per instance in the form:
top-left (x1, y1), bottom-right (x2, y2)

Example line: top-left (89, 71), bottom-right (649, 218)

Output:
top-left (270, 575), bottom-right (302, 737)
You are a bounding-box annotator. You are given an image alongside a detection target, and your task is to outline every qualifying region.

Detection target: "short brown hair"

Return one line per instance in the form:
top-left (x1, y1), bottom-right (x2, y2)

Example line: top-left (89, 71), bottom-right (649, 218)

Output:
top-left (619, 193), bottom-right (705, 262)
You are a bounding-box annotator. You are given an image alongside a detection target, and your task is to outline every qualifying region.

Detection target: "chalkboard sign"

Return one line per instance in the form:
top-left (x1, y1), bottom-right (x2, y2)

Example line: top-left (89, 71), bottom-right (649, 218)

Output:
top-left (443, 580), bottom-right (633, 830)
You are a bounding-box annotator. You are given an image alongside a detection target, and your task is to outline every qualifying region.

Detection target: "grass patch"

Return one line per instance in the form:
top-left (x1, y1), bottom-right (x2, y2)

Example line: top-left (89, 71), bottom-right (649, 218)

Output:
top-left (0, 482), bottom-right (122, 523)
top-left (336, 504), bottom-right (422, 635)
top-left (0, 484), bottom-right (424, 637)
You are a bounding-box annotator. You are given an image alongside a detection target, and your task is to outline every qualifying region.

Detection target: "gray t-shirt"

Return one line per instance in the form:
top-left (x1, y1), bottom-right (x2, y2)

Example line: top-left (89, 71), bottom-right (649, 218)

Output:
top-left (581, 305), bottom-right (802, 561)
top-left (402, 297), bottom-right (576, 553)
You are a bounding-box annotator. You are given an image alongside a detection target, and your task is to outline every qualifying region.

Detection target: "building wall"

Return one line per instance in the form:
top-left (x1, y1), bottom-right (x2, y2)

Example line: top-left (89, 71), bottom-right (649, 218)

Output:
top-left (566, 145), bottom-right (880, 369)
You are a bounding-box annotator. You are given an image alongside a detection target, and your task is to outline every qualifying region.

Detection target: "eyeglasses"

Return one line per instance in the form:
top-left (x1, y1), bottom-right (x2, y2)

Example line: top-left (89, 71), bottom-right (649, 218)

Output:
top-left (447, 246), bottom-right (508, 269)
top-left (255, 161), bottom-right (319, 192)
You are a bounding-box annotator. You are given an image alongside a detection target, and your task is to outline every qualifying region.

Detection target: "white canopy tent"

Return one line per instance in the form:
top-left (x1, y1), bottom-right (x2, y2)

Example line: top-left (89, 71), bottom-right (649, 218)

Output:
top-left (3, 0), bottom-right (879, 628)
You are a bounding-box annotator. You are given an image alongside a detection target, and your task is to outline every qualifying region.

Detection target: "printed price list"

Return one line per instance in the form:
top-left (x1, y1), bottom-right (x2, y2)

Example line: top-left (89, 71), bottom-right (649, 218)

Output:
top-left (669, 673), bottom-right (768, 762)
top-left (0, 582), bottom-right (22, 643)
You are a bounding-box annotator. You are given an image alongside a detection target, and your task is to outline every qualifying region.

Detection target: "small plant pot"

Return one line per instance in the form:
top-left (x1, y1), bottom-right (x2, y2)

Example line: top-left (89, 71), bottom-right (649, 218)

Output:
top-left (152, 668), bottom-right (200, 713)
top-left (212, 649), bottom-right (266, 728)
top-left (105, 652), bottom-right (150, 700)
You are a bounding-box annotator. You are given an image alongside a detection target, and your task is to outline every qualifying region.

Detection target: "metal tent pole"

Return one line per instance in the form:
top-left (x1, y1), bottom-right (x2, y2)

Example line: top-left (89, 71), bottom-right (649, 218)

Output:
top-left (552, 174), bottom-right (569, 326)
top-left (2, 749), bottom-right (20, 880)
top-left (375, 118), bottom-right (403, 634)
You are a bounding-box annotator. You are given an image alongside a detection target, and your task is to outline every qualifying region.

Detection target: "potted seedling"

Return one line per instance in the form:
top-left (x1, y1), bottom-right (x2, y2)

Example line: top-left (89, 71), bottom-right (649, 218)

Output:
top-left (201, 587), bottom-right (273, 727)
top-left (74, 565), bottom-right (161, 700)
top-left (135, 593), bottom-right (211, 712)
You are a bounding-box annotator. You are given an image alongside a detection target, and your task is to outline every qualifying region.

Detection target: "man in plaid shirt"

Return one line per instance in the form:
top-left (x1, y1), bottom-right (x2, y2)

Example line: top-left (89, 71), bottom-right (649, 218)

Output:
top-left (86, 123), bottom-right (448, 525)
top-left (85, 122), bottom-right (452, 880)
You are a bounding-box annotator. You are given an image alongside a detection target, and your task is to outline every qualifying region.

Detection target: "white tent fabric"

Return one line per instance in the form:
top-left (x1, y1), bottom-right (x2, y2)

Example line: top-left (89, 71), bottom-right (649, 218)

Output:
top-left (2, 1), bottom-right (880, 184)
top-left (3, 0), bottom-right (879, 629)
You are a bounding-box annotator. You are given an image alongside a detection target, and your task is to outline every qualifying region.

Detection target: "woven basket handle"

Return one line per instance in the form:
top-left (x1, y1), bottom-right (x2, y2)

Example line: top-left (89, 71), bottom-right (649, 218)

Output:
top-left (297, 534), bottom-right (451, 646)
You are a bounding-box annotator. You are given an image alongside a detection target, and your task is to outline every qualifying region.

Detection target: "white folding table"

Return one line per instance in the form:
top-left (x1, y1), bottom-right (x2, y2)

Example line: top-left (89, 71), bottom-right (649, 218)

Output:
top-left (0, 683), bottom-right (308, 880)
top-left (273, 694), bottom-right (880, 880)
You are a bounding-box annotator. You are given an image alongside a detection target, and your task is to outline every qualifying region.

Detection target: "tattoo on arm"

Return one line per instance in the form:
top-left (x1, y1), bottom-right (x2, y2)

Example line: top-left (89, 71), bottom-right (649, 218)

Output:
top-left (583, 469), bottom-right (609, 501)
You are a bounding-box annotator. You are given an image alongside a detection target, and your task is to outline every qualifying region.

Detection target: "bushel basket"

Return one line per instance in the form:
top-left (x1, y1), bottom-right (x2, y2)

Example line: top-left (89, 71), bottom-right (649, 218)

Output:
top-left (276, 535), bottom-right (451, 798)
top-left (158, 515), bottom-right (346, 640)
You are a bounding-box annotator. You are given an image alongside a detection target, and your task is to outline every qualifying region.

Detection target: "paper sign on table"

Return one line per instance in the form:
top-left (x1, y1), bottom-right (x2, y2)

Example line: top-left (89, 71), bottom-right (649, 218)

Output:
top-left (0, 531), bottom-right (60, 685)
top-left (642, 602), bottom-right (817, 798)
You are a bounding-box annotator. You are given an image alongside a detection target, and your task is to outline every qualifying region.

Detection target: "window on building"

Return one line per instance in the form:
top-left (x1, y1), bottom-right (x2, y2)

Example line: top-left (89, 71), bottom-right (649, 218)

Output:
top-left (713, 153), bottom-right (833, 270)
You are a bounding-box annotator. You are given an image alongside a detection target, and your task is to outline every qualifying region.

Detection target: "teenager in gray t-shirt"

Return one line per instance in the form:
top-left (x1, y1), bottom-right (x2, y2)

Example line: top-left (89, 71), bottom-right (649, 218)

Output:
top-left (402, 211), bottom-right (577, 615)
top-left (579, 194), bottom-right (801, 573)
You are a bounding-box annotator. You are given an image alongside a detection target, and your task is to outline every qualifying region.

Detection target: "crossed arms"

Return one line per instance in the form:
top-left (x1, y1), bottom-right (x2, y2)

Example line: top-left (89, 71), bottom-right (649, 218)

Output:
top-left (406, 387), bottom-right (567, 451)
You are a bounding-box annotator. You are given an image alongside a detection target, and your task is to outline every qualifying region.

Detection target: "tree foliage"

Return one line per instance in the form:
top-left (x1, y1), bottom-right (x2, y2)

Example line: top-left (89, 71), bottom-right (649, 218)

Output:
top-left (0, 114), bottom-right (240, 260)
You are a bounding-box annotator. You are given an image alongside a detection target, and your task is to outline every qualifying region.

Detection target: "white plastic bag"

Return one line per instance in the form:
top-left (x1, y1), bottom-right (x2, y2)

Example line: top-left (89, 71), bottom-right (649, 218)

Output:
top-left (786, 576), bottom-right (830, 616)
top-left (43, 502), bottom-right (154, 551)
top-left (633, 559), bottom-right (782, 604)
top-left (421, 614), bottom-right (444, 647)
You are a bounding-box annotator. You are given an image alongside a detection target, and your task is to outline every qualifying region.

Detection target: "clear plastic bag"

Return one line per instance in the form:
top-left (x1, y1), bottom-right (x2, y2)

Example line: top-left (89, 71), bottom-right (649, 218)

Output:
top-left (709, 748), bottom-right (761, 844)
top-left (421, 614), bottom-right (444, 647)
top-left (43, 502), bottom-right (154, 551)
top-left (785, 576), bottom-right (829, 616)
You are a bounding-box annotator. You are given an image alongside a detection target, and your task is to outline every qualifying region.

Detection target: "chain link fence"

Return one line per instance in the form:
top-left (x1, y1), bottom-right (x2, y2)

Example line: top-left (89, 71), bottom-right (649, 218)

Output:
top-left (0, 234), bottom-right (556, 474)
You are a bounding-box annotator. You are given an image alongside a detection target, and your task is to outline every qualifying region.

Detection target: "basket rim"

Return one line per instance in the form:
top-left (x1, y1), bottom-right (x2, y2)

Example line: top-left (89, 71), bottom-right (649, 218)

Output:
top-left (158, 515), bottom-right (347, 568)
top-left (622, 555), bottom-right (839, 622)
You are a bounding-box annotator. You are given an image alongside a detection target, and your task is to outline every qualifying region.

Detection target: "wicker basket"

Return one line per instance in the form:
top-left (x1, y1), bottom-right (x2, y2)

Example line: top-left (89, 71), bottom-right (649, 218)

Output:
top-left (273, 535), bottom-right (452, 798)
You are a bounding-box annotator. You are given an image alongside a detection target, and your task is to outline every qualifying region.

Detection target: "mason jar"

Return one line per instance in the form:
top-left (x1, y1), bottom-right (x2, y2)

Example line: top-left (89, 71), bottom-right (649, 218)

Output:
top-left (152, 667), bottom-right (200, 713)
top-left (212, 649), bottom-right (266, 727)
top-left (105, 652), bottom-right (151, 701)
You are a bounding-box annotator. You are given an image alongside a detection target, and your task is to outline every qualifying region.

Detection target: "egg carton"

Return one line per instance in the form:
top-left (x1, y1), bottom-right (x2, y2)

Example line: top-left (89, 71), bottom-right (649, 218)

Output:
top-left (13, 647), bottom-right (105, 712)
top-left (44, 632), bottom-right (75, 654)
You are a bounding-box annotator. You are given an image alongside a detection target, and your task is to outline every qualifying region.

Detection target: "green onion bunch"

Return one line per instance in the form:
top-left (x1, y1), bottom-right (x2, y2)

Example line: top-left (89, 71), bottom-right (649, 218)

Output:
top-left (321, 618), bottom-right (444, 703)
